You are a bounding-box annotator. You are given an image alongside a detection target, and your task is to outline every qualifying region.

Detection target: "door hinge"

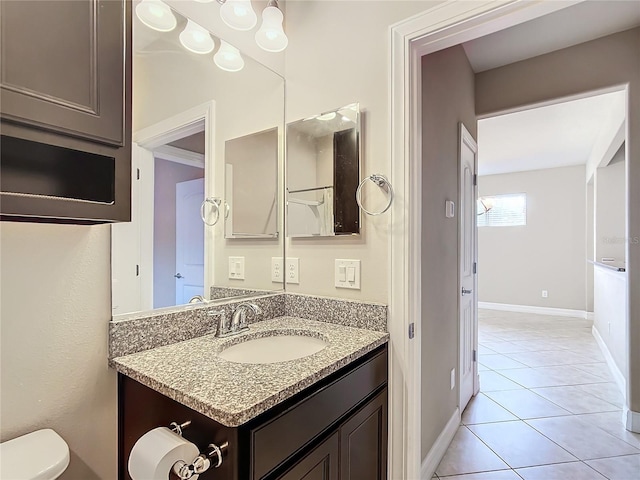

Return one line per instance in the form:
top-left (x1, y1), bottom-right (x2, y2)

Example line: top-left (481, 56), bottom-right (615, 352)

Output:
top-left (473, 262), bottom-right (477, 274)
top-left (136, 265), bottom-right (140, 277)
top-left (473, 174), bottom-right (477, 186)
top-left (473, 349), bottom-right (477, 362)
top-left (137, 168), bottom-right (140, 180)
top-left (408, 323), bottom-right (415, 339)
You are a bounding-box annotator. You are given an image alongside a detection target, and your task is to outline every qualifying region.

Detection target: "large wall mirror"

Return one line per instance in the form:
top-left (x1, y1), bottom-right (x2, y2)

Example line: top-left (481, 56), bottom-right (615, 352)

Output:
top-left (111, 8), bottom-right (284, 316)
top-left (287, 104), bottom-right (361, 237)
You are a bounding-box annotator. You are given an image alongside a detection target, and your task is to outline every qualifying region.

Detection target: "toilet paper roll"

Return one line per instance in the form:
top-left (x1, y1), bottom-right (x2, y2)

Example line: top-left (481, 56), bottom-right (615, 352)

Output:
top-left (128, 427), bottom-right (200, 480)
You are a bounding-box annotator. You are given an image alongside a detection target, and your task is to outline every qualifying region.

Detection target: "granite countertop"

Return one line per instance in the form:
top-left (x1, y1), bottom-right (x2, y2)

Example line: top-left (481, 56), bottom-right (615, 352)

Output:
top-left (110, 316), bottom-right (389, 427)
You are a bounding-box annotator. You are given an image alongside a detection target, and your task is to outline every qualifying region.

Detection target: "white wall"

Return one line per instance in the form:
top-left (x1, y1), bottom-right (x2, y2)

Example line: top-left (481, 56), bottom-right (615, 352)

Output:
top-left (283, 0), bottom-right (442, 301)
top-left (594, 265), bottom-right (628, 383)
top-left (0, 223), bottom-right (117, 479)
top-left (595, 151), bottom-right (626, 263)
top-left (478, 166), bottom-right (587, 311)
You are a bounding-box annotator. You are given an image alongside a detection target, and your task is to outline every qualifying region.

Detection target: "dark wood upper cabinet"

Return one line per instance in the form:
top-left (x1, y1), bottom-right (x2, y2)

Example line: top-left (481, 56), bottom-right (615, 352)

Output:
top-left (0, 0), bottom-right (132, 223)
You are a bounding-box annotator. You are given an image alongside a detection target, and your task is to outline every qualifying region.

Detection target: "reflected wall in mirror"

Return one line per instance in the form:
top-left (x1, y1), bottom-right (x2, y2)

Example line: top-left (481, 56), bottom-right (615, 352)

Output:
top-left (111, 8), bottom-right (284, 316)
top-left (287, 104), bottom-right (361, 237)
top-left (225, 128), bottom-right (278, 238)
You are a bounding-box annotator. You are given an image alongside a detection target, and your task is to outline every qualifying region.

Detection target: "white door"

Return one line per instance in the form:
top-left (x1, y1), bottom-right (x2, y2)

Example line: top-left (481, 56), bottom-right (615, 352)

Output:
top-left (111, 144), bottom-right (145, 315)
top-left (459, 123), bottom-right (479, 411)
top-left (175, 178), bottom-right (205, 304)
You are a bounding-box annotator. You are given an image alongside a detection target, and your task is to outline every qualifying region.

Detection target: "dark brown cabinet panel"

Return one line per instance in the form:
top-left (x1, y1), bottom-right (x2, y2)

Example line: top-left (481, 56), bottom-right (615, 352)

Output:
top-left (339, 390), bottom-right (388, 480)
top-left (1, 0), bottom-right (125, 146)
top-left (0, 0), bottom-right (132, 223)
top-left (277, 434), bottom-right (339, 480)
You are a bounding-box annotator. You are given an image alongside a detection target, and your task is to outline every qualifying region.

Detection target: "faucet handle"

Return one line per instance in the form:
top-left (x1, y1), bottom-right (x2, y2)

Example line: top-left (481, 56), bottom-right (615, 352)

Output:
top-left (208, 309), bottom-right (230, 337)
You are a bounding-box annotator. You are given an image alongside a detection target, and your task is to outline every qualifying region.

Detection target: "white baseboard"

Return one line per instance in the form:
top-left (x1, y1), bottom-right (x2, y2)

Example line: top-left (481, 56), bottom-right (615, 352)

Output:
top-left (592, 325), bottom-right (626, 399)
top-left (586, 312), bottom-right (595, 321)
top-left (420, 408), bottom-right (460, 479)
top-left (479, 302), bottom-right (589, 319)
top-left (624, 408), bottom-right (640, 433)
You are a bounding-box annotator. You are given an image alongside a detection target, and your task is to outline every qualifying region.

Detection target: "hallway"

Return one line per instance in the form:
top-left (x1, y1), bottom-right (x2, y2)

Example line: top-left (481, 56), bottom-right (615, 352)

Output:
top-left (434, 310), bottom-right (640, 479)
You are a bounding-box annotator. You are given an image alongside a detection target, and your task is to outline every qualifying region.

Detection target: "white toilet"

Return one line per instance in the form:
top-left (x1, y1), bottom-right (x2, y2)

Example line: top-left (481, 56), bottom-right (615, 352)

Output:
top-left (0, 429), bottom-right (70, 480)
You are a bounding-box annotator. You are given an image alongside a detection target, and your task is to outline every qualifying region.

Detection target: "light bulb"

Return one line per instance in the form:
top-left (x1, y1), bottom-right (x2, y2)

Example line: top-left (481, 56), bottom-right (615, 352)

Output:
top-left (220, 0), bottom-right (257, 31)
top-left (317, 112), bottom-right (336, 121)
top-left (214, 40), bottom-right (245, 72)
top-left (135, 0), bottom-right (176, 32)
top-left (255, 3), bottom-right (288, 52)
top-left (179, 20), bottom-right (215, 54)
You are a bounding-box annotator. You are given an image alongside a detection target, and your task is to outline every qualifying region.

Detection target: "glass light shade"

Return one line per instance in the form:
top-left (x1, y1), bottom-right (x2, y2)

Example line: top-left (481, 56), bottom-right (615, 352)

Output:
top-left (179, 20), bottom-right (215, 54)
top-left (135, 0), bottom-right (177, 32)
top-left (255, 5), bottom-right (288, 52)
top-left (194, 0), bottom-right (214, 2)
top-left (214, 41), bottom-right (245, 72)
top-left (220, 0), bottom-right (257, 31)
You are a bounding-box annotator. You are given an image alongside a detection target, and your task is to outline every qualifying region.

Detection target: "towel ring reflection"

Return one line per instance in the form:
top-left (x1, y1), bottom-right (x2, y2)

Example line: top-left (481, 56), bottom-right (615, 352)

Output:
top-left (355, 174), bottom-right (394, 216)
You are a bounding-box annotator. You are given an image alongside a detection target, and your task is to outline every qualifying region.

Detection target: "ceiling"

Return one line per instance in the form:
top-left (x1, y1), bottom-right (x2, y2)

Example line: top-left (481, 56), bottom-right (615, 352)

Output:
top-left (462, 0), bottom-right (640, 73)
top-left (478, 90), bottom-right (625, 176)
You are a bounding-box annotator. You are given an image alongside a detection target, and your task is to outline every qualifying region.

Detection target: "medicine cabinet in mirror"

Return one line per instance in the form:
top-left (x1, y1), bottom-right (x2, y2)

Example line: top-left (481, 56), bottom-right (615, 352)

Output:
top-left (287, 104), bottom-right (361, 237)
top-left (225, 127), bottom-right (278, 239)
top-left (111, 8), bottom-right (284, 316)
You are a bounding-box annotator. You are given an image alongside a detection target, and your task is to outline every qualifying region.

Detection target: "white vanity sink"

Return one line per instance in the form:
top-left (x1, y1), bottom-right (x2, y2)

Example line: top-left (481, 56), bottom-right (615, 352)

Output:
top-left (219, 334), bottom-right (328, 364)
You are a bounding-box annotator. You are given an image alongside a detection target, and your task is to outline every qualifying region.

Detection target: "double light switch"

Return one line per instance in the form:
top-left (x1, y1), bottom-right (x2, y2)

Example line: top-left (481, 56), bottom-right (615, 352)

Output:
top-left (335, 259), bottom-right (361, 289)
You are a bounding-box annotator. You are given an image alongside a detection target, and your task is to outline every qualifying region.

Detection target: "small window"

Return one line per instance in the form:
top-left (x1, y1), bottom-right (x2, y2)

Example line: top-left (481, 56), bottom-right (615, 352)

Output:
top-left (477, 193), bottom-right (526, 227)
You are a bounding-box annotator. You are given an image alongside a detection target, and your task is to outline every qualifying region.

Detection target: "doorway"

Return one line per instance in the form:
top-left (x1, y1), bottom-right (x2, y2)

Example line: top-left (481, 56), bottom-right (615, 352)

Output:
top-left (389, 1), bottom-right (639, 478)
top-left (111, 101), bottom-right (215, 316)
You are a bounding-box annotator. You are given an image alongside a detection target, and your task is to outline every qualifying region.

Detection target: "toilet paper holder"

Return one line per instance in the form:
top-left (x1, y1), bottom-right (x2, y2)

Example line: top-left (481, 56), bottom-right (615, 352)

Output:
top-left (168, 421), bottom-right (228, 479)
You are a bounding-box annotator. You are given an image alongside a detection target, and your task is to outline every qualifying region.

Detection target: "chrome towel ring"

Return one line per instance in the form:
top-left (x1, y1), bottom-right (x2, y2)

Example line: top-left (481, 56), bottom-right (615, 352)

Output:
top-left (355, 174), bottom-right (394, 216)
top-left (201, 197), bottom-right (230, 226)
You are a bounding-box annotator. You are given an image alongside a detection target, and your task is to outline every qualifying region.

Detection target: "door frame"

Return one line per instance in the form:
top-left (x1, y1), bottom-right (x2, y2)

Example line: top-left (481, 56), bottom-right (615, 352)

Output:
top-left (388, 1), bottom-right (586, 478)
top-left (458, 123), bottom-right (480, 412)
top-left (133, 101), bottom-right (215, 308)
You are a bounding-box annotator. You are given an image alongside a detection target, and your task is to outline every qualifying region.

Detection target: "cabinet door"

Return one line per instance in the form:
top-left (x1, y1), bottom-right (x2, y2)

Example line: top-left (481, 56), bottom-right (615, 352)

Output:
top-left (277, 433), bottom-right (339, 480)
top-left (0, 0), bottom-right (125, 146)
top-left (339, 390), bottom-right (388, 480)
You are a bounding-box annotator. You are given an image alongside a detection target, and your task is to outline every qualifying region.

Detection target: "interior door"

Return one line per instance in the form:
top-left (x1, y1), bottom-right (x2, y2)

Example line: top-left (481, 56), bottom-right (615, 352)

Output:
top-left (175, 178), bottom-right (205, 304)
top-left (111, 144), bottom-right (143, 315)
top-left (459, 123), bottom-right (479, 411)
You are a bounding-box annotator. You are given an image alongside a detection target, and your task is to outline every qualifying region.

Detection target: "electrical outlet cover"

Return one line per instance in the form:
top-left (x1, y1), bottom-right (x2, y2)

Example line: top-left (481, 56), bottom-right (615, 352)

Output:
top-left (271, 257), bottom-right (283, 283)
top-left (286, 258), bottom-right (299, 284)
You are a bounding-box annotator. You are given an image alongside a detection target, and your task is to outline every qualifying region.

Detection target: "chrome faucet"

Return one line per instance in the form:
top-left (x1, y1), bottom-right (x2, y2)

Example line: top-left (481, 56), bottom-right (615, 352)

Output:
top-left (230, 302), bottom-right (262, 333)
top-left (209, 302), bottom-right (261, 338)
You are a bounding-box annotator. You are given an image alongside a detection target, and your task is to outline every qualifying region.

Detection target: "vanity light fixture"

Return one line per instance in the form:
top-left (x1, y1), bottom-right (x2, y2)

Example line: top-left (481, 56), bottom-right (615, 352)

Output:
top-left (214, 40), bottom-right (245, 72)
top-left (179, 19), bottom-right (216, 54)
top-left (218, 0), bottom-right (258, 31)
top-left (317, 112), bottom-right (337, 122)
top-left (135, 0), bottom-right (177, 32)
top-left (255, 0), bottom-right (288, 52)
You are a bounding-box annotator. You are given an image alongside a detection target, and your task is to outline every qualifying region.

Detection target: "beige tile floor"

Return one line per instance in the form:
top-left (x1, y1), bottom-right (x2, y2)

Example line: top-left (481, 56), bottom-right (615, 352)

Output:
top-left (434, 309), bottom-right (640, 479)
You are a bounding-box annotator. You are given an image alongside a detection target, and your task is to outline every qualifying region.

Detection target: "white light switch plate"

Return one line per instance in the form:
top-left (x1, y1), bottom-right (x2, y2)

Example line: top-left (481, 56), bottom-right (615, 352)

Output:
top-left (335, 259), bottom-right (360, 289)
top-left (287, 258), bottom-right (299, 284)
top-left (271, 257), bottom-right (283, 283)
top-left (228, 256), bottom-right (245, 280)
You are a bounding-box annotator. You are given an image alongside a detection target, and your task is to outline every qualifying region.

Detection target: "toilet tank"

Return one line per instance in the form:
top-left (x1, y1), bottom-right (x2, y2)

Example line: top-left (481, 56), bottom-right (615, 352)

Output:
top-left (0, 429), bottom-right (70, 480)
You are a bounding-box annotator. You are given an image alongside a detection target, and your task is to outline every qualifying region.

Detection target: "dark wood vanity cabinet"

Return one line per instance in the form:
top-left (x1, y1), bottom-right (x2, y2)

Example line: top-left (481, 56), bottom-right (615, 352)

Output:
top-left (0, 0), bottom-right (132, 222)
top-left (119, 345), bottom-right (388, 480)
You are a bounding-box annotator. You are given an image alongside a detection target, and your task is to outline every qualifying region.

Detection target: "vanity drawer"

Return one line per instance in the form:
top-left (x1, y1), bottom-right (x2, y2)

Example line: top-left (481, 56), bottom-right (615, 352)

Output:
top-left (250, 347), bottom-right (388, 479)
